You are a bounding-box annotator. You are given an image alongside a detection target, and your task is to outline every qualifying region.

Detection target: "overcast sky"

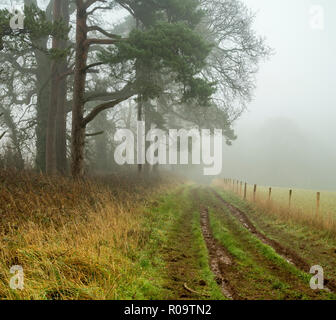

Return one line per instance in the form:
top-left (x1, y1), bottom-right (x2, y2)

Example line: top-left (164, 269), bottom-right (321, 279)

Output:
top-left (218, 0), bottom-right (336, 190)
top-left (238, 0), bottom-right (336, 137)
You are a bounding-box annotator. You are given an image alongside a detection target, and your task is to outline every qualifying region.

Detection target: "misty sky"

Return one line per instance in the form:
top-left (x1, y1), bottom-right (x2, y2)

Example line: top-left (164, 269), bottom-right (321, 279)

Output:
top-left (238, 0), bottom-right (336, 135)
top-left (222, 0), bottom-right (336, 190)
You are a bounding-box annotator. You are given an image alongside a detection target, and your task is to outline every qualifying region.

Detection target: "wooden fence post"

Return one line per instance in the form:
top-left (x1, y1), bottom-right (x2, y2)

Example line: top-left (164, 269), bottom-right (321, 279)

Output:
top-left (268, 187), bottom-right (272, 201)
top-left (289, 189), bottom-right (292, 209)
top-left (253, 184), bottom-right (257, 202)
top-left (244, 183), bottom-right (247, 200)
top-left (316, 192), bottom-right (320, 216)
top-left (240, 181), bottom-right (243, 196)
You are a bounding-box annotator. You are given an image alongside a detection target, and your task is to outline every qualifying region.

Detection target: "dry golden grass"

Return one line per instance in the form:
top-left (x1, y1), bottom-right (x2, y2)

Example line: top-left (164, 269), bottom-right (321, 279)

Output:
top-left (0, 169), bottom-right (179, 299)
top-left (213, 179), bottom-right (336, 235)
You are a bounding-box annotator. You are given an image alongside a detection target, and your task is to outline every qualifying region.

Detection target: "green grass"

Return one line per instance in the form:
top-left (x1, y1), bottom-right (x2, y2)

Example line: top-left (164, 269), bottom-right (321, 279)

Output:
top-left (209, 211), bottom-right (293, 299)
top-left (123, 188), bottom-right (183, 299)
top-left (136, 186), bottom-right (224, 299)
top-left (214, 187), bottom-right (336, 286)
top-left (204, 190), bottom-right (336, 300)
top-left (190, 206), bottom-right (226, 300)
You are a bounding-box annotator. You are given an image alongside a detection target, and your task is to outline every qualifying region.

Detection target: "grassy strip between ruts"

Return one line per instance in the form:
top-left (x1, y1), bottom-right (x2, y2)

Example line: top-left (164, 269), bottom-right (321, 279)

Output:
top-left (202, 189), bottom-right (336, 300)
top-left (140, 185), bottom-right (225, 300)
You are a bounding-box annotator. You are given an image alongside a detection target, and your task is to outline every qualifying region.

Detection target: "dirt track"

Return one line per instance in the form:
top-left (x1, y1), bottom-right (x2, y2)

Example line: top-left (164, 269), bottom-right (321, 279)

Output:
top-left (210, 188), bottom-right (309, 270)
top-left (191, 187), bottom-right (335, 300)
top-left (199, 207), bottom-right (235, 299)
top-left (208, 188), bottom-right (336, 294)
top-left (155, 186), bottom-right (335, 300)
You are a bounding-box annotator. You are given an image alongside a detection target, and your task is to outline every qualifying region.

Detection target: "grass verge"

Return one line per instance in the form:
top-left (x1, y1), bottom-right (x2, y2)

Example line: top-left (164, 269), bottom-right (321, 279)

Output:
top-left (0, 170), bottom-right (180, 299)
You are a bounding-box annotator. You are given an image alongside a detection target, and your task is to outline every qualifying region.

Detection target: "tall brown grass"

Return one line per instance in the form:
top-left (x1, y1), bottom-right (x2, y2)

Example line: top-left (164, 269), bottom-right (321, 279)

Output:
top-left (213, 179), bottom-right (336, 236)
top-left (0, 169), bottom-right (179, 299)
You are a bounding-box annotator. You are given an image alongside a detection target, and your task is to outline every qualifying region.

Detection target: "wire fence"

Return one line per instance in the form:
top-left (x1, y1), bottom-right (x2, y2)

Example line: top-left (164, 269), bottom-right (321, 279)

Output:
top-left (221, 178), bottom-right (336, 225)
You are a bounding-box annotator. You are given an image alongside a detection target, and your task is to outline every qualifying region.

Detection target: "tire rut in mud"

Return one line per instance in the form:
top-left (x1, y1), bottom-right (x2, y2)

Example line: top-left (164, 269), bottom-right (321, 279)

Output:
top-left (199, 206), bottom-right (236, 299)
top-left (210, 188), bottom-right (308, 267)
top-left (209, 188), bottom-right (336, 293)
top-left (160, 189), bottom-right (224, 300)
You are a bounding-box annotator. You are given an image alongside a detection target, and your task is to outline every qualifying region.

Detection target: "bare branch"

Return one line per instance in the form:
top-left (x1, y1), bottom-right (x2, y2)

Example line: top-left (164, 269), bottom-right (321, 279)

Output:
top-left (86, 131), bottom-right (104, 137)
top-left (86, 38), bottom-right (120, 46)
top-left (0, 131), bottom-right (6, 141)
top-left (84, 62), bottom-right (104, 72)
top-left (83, 98), bottom-right (124, 126)
top-left (84, 83), bottom-right (136, 103)
top-left (87, 6), bottom-right (111, 16)
top-left (87, 26), bottom-right (121, 39)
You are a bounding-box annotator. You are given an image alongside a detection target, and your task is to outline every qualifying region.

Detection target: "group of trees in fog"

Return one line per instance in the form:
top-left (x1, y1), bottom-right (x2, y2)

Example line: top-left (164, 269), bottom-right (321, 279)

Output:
top-left (0, 0), bottom-right (268, 178)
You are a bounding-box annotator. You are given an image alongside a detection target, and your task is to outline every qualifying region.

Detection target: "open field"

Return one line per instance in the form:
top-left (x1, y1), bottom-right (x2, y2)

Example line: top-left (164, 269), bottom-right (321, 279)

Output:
top-left (248, 185), bottom-right (336, 217)
top-left (214, 179), bottom-right (336, 234)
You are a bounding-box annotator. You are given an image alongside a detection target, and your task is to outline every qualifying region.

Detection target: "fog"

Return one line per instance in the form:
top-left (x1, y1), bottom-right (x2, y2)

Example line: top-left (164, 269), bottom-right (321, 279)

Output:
top-left (1, 0), bottom-right (335, 189)
top-left (222, 0), bottom-right (336, 191)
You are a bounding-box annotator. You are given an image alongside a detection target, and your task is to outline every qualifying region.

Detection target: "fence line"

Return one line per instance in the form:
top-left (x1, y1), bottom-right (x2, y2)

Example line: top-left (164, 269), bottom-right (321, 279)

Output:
top-left (222, 178), bottom-right (322, 216)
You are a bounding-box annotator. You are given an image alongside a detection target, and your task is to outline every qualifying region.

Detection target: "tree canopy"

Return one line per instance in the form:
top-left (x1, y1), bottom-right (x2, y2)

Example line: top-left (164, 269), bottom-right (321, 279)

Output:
top-left (0, 0), bottom-right (270, 176)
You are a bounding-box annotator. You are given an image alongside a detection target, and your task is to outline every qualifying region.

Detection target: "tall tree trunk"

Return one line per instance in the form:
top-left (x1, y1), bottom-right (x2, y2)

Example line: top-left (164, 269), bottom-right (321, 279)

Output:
top-left (71, 1), bottom-right (89, 178)
top-left (30, 0), bottom-right (52, 172)
top-left (35, 66), bottom-right (50, 172)
top-left (56, 0), bottom-right (70, 174)
top-left (135, 18), bottom-right (144, 174)
top-left (56, 71), bottom-right (67, 173)
top-left (1, 108), bottom-right (24, 169)
top-left (144, 106), bottom-right (151, 175)
top-left (93, 112), bottom-right (108, 171)
top-left (137, 94), bottom-right (143, 173)
top-left (46, 0), bottom-right (62, 175)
